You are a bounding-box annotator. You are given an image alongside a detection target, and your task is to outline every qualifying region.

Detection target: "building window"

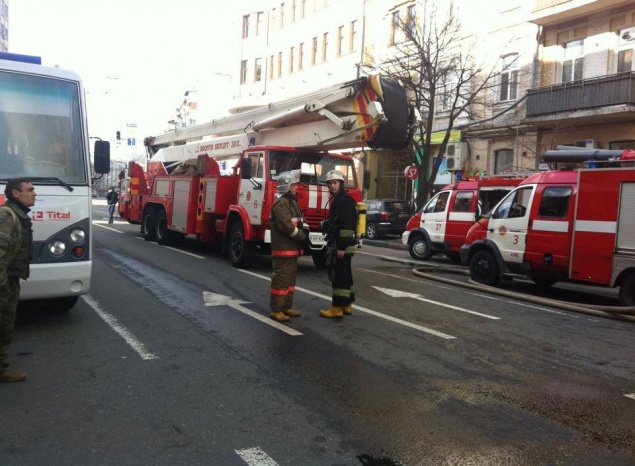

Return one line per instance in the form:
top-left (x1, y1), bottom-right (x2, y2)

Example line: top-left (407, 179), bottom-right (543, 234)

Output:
top-left (617, 26), bottom-right (635, 72)
top-left (322, 32), bottom-right (328, 62)
top-left (242, 15), bottom-right (250, 39)
top-left (494, 149), bottom-right (514, 174)
top-left (280, 3), bottom-right (285, 28)
top-left (254, 58), bottom-right (262, 82)
top-left (407, 5), bottom-right (416, 37)
top-left (301, 0), bottom-right (306, 18)
top-left (256, 12), bottom-right (264, 36)
top-left (299, 43), bottom-right (304, 70)
top-left (311, 37), bottom-right (318, 65)
top-left (391, 10), bottom-right (400, 45)
top-left (438, 76), bottom-right (456, 112)
top-left (498, 54), bottom-right (519, 102)
top-left (240, 60), bottom-right (248, 84)
top-left (269, 55), bottom-right (274, 80)
top-left (337, 26), bottom-right (344, 56)
top-left (349, 21), bottom-right (357, 53)
top-left (289, 47), bottom-right (294, 73)
top-left (277, 52), bottom-right (283, 77)
top-left (562, 39), bottom-right (584, 82)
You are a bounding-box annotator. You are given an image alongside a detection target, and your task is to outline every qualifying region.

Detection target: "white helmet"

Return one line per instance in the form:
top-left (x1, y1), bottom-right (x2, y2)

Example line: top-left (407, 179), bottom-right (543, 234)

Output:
top-left (325, 170), bottom-right (345, 183)
top-left (277, 170), bottom-right (300, 194)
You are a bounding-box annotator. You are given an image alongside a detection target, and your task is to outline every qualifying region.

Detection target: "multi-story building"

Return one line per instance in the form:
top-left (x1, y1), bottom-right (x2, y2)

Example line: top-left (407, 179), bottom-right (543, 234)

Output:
top-left (1, 0), bottom-right (8, 52)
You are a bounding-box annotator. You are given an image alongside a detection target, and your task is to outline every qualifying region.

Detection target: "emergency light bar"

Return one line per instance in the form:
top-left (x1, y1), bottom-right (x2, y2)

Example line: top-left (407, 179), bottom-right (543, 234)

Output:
top-left (0, 51), bottom-right (42, 65)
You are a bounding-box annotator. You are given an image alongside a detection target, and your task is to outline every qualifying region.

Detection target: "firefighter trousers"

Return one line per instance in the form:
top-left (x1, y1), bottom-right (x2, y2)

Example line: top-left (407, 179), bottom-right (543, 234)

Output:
top-left (270, 256), bottom-right (298, 312)
top-left (0, 278), bottom-right (20, 371)
top-left (331, 254), bottom-right (355, 307)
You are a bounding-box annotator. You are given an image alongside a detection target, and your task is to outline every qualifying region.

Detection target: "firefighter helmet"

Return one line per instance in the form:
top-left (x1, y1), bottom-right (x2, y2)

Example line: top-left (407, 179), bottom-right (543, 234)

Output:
top-left (325, 170), bottom-right (345, 183)
top-left (277, 170), bottom-right (300, 194)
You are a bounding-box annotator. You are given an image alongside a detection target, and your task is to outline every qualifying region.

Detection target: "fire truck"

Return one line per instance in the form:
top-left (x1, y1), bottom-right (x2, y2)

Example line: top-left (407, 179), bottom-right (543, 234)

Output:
top-left (460, 148), bottom-right (635, 306)
top-left (119, 75), bottom-right (413, 267)
top-left (402, 175), bottom-right (528, 261)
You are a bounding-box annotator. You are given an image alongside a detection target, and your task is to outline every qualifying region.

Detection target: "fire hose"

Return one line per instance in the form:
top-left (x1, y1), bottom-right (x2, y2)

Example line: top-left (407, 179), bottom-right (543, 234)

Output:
top-left (404, 262), bottom-right (635, 323)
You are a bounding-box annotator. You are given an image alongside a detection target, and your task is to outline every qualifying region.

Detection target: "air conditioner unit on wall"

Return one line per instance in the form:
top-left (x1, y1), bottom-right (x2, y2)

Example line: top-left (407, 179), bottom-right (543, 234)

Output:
top-left (574, 139), bottom-right (597, 149)
top-left (445, 142), bottom-right (468, 170)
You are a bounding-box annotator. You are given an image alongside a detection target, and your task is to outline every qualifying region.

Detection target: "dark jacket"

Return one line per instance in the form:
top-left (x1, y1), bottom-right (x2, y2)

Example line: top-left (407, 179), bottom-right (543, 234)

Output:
top-left (269, 193), bottom-right (307, 257)
top-left (328, 189), bottom-right (357, 254)
top-left (0, 199), bottom-right (33, 288)
top-left (106, 190), bottom-right (118, 205)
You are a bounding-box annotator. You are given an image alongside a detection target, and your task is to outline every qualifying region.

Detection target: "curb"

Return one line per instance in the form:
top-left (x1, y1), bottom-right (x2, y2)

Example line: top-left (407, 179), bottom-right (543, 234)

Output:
top-left (361, 239), bottom-right (409, 251)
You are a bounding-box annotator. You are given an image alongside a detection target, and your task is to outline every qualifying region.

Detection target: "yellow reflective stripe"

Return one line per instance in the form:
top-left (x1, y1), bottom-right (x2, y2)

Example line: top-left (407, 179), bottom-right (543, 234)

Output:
top-left (345, 246), bottom-right (356, 254)
top-left (290, 227), bottom-right (300, 237)
top-left (340, 229), bottom-right (355, 237)
top-left (333, 288), bottom-right (352, 297)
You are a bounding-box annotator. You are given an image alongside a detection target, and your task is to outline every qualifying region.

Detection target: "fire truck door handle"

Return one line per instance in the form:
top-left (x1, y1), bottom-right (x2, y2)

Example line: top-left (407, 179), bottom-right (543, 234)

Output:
top-left (488, 228), bottom-right (494, 233)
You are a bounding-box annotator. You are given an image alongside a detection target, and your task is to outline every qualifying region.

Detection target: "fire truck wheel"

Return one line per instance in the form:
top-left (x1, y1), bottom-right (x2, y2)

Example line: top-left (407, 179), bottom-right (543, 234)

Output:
top-left (408, 236), bottom-right (433, 261)
top-left (156, 209), bottom-right (174, 246)
top-left (619, 273), bottom-right (635, 306)
top-left (142, 208), bottom-right (157, 241)
top-left (365, 222), bottom-right (380, 240)
top-left (469, 249), bottom-right (500, 286)
top-left (229, 221), bottom-right (256, 268)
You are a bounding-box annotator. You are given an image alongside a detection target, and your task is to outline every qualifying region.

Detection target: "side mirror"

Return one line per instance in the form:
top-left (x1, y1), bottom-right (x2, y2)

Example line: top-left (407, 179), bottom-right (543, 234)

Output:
top-left (363, 170), bottom-right (371, 190)
top-left (94, 141), bottom-right (111, 174)
top-left (241, 157), bottom-right (252, 179)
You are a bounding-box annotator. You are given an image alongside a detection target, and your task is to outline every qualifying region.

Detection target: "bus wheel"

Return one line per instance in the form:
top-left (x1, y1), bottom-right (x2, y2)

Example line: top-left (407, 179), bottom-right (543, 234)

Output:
top-left (312, 249), bottom-right (328, 268)
top-left (229, 221), bottom-right (256, 268)
top-left (156, 209), bottom-right (174, 246)
top-left (141, 208), bottom-right (157, 241)
top-left (619, 272), bottom-right (635, 306)
top-left (408, 236), bottom-right (433, 261)
top-left (469, 250), bottom-right (500, 286)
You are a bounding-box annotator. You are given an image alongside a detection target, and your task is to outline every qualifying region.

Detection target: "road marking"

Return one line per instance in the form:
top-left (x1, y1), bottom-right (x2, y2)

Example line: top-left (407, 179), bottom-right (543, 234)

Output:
top-left (235, 447), bottom-right (279, 465)
top-left (625, 393), bottom-right (635, 401)
top-left (238, 269), bottom-right (456, 340)
top-left (359, 267), bottom-right (453, 290)
top-left (374, 286), bottom-right (500, 320)
top-left (82, 294), bottom-right (158, 360)
top-left (134, 237), bottom-right (205, 259)
top-left (203, 291), bottom-right (302, 336)
top-left (93, 223), bottom-right (124, 233)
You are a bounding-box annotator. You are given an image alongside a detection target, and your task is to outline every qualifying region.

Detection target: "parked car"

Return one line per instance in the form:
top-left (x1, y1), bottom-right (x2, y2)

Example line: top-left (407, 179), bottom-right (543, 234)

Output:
top-left (363, 199), bottom-right (413, 240)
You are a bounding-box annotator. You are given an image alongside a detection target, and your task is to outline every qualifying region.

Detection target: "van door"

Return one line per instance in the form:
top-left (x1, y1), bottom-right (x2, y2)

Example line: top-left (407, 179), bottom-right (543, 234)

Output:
top-left (239, 151), bottom-right (266, 225)
top-left (421, 190), bottom-right (450, 245)
top-left (486, 186), bottom-right (535, 264)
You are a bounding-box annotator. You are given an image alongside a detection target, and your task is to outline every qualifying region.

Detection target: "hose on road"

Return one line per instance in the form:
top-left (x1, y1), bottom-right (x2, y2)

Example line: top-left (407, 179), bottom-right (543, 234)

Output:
top-left (408, 263), bottom-right (635, 323)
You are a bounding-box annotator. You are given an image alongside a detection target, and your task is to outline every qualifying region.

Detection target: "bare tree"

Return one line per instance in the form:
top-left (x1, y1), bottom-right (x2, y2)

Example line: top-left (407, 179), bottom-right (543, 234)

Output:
top-left (368, 0), bottom-right (511, 209)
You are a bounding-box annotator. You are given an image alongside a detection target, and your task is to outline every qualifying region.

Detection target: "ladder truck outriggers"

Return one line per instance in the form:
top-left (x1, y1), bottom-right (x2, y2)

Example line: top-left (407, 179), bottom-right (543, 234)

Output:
top-left (460, 147), bottom-right (635, 306)
top-left (119, 75), bottom-right (414, 267)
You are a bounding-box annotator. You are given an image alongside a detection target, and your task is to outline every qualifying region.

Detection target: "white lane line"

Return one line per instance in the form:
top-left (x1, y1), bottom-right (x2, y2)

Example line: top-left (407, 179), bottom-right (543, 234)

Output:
top-left (359, 267), bottom-right (453, 290)
top-left (238, 269), bottom-right (456, 340)
top-left (81, 295), bottom-right (158, 360)
top-left (235, 447), bottom-right (279, 465)
top-left (134, 237), bottom-right (205, 259)
top-left (93, 223), bottom-right (124, 233)
top-left (625, 393), bottom-right (635, 401)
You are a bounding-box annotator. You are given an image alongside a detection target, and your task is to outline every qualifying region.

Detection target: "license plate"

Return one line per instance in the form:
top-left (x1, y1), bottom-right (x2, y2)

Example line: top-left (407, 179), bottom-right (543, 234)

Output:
top-left (309, 233), bottom-right (326, 244)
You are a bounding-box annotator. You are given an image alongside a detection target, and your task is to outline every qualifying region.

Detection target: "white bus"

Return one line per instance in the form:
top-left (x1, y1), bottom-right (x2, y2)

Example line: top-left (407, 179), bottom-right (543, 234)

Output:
top-left (0, 52), bottom-right (110, 311)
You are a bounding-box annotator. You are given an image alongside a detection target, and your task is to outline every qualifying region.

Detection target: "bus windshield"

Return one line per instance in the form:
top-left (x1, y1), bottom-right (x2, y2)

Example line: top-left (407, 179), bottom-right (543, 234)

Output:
top-left (0, 71), bottom-right (87, 184)
top-left (268, 150), bottom-right (357, 189)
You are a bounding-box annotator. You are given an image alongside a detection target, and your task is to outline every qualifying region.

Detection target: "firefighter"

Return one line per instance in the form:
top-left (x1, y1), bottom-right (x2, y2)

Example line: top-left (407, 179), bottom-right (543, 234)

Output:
top-left (320, 170), bottom-right (357, 318)
top-left (269, 170), bottom-right (311, 322)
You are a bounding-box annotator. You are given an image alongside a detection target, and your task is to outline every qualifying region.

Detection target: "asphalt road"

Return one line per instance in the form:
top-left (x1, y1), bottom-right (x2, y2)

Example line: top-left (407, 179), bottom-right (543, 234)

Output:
top-left (1, 200), bottom-right (634, 465)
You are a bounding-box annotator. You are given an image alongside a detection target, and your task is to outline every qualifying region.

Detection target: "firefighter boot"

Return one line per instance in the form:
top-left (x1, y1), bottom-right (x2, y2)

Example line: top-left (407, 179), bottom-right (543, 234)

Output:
top-left (342, 303), bottom-right (353, 315)
top-left (282, 309), bottom-right (302, 317)
top-left (270, 311), bottom-right (290, 322)
top-left (319, 306), bottom-right (344, 318)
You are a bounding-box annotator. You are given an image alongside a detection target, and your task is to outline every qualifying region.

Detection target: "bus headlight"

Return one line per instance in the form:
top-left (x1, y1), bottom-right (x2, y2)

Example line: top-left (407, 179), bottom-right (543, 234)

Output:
top-left (70, 228), bottom-right (86, 244)
top-left (48, 240), bottom-right (67, 256)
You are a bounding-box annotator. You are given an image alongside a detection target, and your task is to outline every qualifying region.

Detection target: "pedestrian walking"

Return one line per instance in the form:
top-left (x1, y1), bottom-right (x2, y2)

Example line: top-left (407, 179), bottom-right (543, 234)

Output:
top-left (269, 170), bottom-right (311, 322)
top-left (320, 170), bottom-right (357, 318)
top-left (0, 178), bottom-right (36, 382)
top-left (106, 186), bottom-right (118, 224)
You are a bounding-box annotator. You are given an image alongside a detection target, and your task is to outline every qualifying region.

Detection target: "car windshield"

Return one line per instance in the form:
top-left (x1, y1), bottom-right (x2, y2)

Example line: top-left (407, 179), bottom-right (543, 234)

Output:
top-left (385, 201), bottom-right (411, 213)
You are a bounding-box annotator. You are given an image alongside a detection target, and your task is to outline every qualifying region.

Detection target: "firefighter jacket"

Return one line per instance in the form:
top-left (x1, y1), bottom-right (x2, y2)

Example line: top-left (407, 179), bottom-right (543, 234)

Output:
top-left (269, 193), bottom-right (307, 258)
top-left (0, 199), bottom-right (33, 289)
top-left (327, 189), bottom-right (357, 254)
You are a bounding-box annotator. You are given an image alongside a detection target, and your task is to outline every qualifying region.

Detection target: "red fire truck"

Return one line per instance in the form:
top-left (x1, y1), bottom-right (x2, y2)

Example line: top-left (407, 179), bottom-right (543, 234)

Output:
top-left (460, 148), bottom-right (635, 306)
top-left (402, 175), bottom-right (528, 261)
top-left (119, 75), bottom-right (414, 267)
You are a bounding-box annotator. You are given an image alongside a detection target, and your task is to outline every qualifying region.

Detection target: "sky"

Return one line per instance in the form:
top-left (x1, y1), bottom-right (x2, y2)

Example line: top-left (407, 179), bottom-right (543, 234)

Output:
top-left (9, 0), bottom-right (238, 155)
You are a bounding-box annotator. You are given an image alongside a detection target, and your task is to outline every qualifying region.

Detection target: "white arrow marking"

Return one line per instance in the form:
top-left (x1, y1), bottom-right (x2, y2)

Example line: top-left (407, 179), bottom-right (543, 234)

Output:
top-left (203, 291), bottom-right (302, 336)
top-left (236, 447), bottom-right (279, 465)
top-left (374, 287), bottom-right (500, 320)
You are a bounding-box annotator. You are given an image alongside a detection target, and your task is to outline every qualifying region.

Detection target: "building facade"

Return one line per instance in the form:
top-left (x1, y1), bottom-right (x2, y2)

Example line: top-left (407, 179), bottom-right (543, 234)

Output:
top-left (1, 0), bottom-right (8, 52)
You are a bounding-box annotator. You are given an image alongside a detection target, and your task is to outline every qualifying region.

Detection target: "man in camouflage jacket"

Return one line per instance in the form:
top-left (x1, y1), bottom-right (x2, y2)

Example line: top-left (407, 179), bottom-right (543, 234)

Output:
top-left (0, 178), bottom-right (36, 382)
top-left (269, 171), bottom-right (311, 322)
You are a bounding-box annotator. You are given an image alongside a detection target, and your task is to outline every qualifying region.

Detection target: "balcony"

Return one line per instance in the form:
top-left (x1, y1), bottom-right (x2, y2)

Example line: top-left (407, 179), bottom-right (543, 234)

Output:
top-left (524, 72), bottom-right (635, 125)
top-left (530, 0), bottom-right (633, 26)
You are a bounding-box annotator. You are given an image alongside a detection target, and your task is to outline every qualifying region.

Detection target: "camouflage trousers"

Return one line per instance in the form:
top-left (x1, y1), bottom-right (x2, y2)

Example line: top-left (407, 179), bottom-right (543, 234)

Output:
top-left (0, 278), bottom-right (20, 371)
top-left (270, 257), bottom-right (298, 312)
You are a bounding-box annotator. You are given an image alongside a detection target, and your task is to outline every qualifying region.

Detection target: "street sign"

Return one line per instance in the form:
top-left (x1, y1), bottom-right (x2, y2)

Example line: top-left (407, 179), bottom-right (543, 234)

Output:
top-left (404, 165), bottom-right (419, 180)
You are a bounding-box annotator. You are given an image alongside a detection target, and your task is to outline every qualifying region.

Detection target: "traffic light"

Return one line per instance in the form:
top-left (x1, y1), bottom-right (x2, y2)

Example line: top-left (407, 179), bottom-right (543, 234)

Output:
top-left (116, 131), bottom-right (121, 140)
